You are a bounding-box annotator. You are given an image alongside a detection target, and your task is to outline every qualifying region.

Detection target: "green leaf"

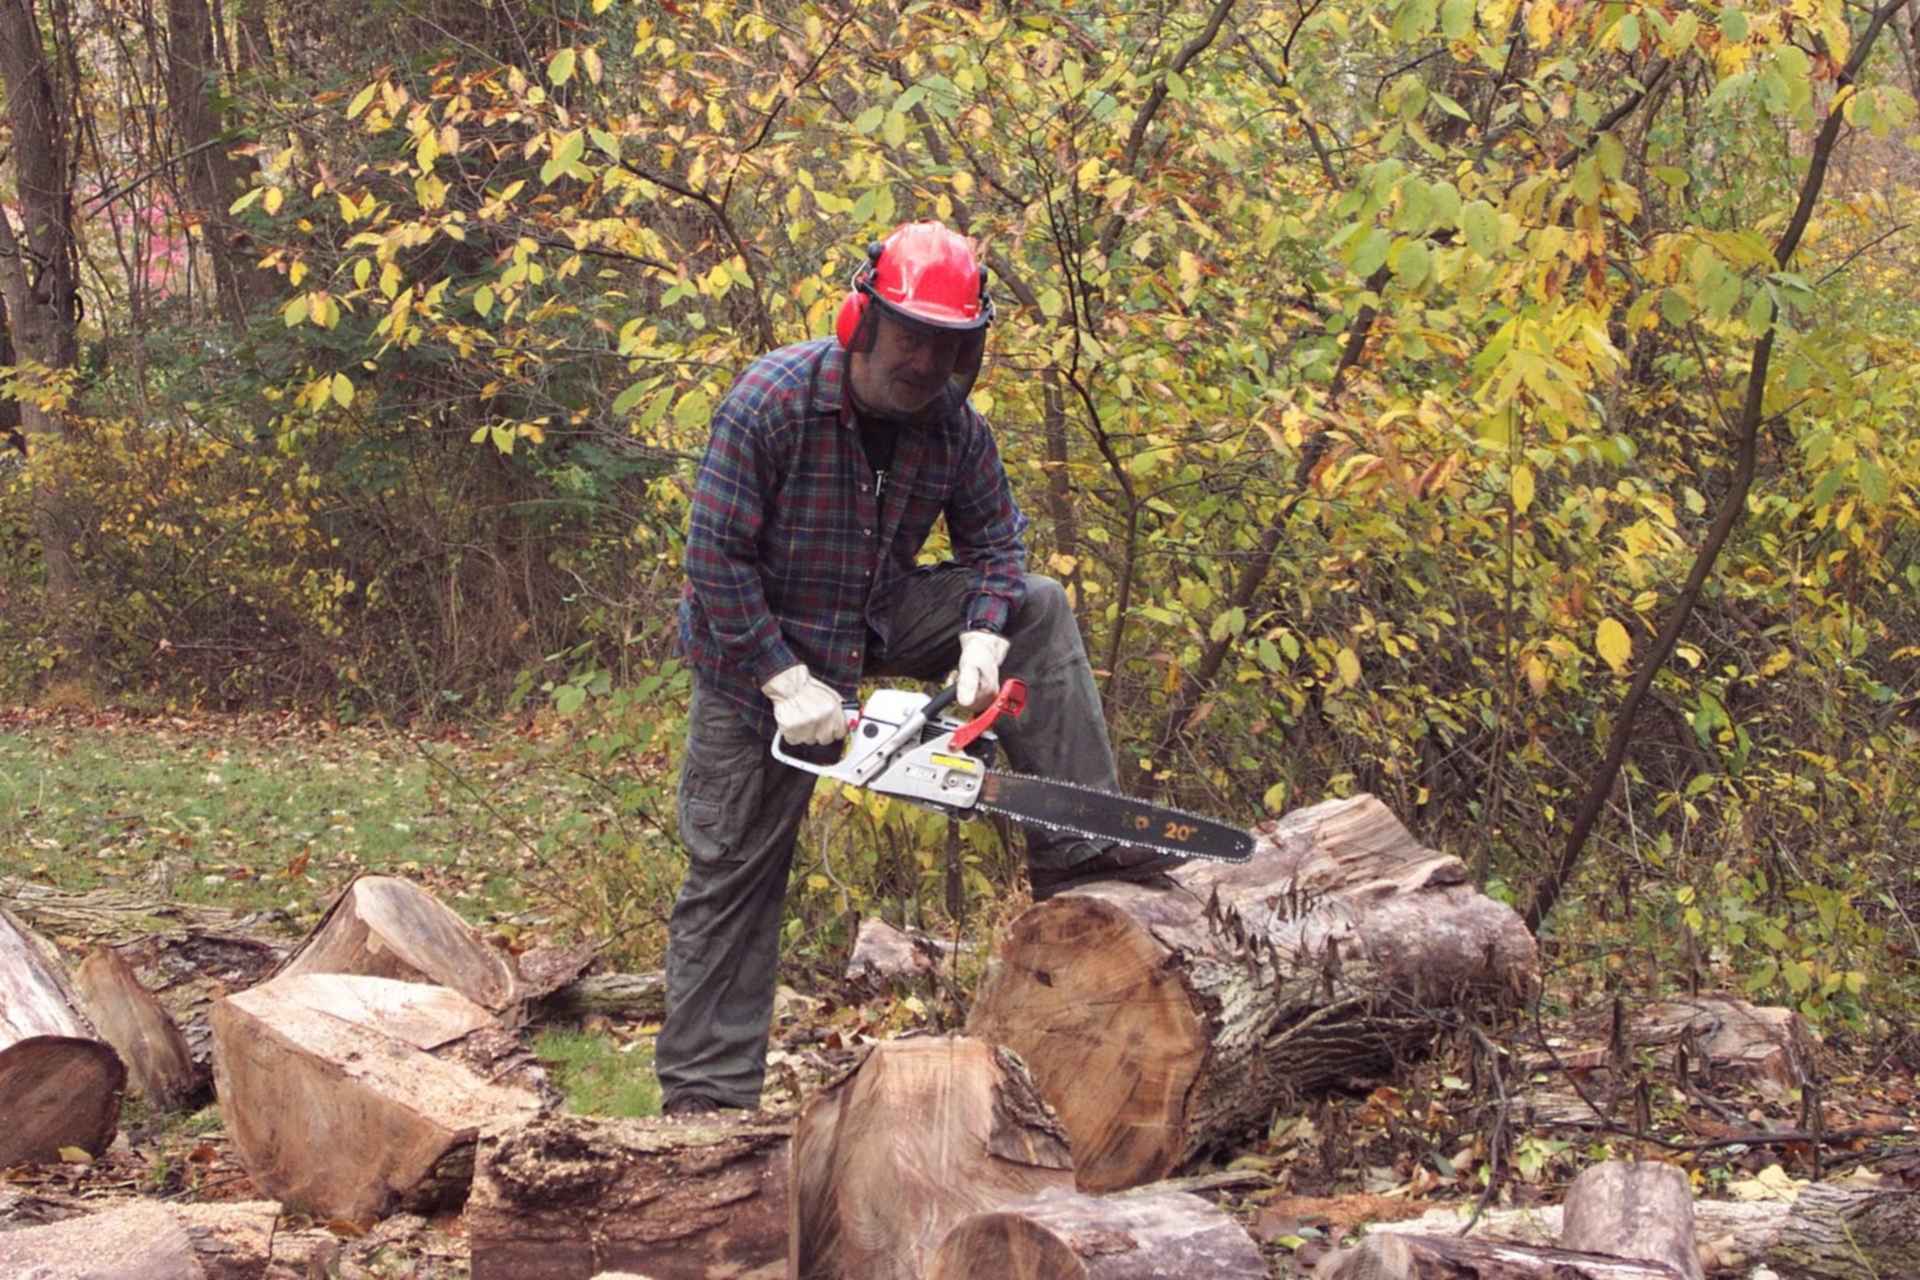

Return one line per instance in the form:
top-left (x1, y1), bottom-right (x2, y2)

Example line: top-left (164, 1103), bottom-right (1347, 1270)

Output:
top-left (1389, 239), bottom-right (1431, 288)
top-left (474, 285), bottom-right (494, 317)
top-left (1349, 228), bottom-right (1390, 277)
top-left (331, 373), bottom-right (354, 408)
top-left (1720, 8), bottom-right (1750, 42)
top-left (1461, 200), bottom-right (1500, 258)
top-left (547, 47), bottom-right (576, 86)
top-left (612, 380), bottom-right (650, 416)
top-left (853, 106), bottom-right (885, 135)
top-left (1439, 0), bottom-right (1474, 40)
top-left (1858, 460), bottom-right (1891, 505)
top-left (673, 388), bottom-right (713, 429)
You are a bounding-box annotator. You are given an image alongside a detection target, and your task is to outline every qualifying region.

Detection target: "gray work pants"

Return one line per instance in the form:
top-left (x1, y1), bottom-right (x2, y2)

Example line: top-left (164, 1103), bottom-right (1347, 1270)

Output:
top-left (654, 566), bottom-right (1115, 1109)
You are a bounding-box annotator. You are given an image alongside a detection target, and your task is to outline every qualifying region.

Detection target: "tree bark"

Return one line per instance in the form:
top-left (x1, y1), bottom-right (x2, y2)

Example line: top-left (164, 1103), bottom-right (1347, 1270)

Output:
top-left (0, 1199), bottom-right (283, 1280)
top-left (1311, 1234), bottom-right (1688, 1279)
top-left (927, 1185), bottom-right (1268, 1279)
top-left (73, 945), bottom-right (205, 1111)
top-left (276, 874), bottom-right (521, 1016)
top-left (968, 794), bottom-right (1537, 1191)
top-left (790, 1034), bottom-right (1077, 1280)
top-left (164, 0), bottom-right (273, 327)
top-left (0, 907), bottom-right (125, 1166)
top-left (210, 972), bottom-right (543, 1223)
top-left (1558, 1163), bottom-right (1703, 1280)
top-left (466, 1113), bottom-right (793, 1280)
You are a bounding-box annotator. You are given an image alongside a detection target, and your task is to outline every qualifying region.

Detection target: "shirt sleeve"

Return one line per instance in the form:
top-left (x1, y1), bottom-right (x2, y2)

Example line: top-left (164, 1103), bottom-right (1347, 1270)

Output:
top-left (945, 404), bottom-right (1030, 634)
top-left (683, 386), bottom-right (802, 687)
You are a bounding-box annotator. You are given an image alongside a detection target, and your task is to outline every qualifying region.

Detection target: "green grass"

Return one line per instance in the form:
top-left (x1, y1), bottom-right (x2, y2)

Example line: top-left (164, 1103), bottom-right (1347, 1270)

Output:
top-left (533, 1028), bottom-right (661, 1117)
top-left (0, 716), bottom-right (610, 929)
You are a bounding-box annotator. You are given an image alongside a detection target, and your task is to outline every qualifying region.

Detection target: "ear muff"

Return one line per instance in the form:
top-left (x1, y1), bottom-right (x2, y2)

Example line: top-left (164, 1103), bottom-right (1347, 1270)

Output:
top-left (834, 241), bottom-right (886, 351)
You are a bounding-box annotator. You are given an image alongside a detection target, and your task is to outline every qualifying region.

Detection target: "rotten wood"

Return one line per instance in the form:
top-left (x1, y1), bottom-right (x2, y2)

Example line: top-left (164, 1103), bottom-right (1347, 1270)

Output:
top-left (211, 972), bottom-right (543, 1223)
top-left (969, 794), bottom-right (1537, 1191)
top-left (791, 1035), bottom-right (1076, 1280)
top-left (467, 1112), bottom-right (791, 1280)
top-left (927, 1185), bottom-right (1267, 1279)
top-left (0, 907), bottom-right (125, 1166)
top-left (73, 945), bottom-right (204, 1110)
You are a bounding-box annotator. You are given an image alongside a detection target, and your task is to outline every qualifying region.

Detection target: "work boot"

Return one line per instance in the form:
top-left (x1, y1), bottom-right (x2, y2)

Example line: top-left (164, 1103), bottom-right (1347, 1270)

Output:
top-left (1027, 841), bottom-right (1191, 901)
top-left (662, 1093), bottom-right (732, 1118)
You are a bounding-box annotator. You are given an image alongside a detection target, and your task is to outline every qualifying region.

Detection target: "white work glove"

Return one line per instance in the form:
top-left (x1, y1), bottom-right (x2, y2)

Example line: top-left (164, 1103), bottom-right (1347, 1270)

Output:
top-left (955, 630), bottom-right (1011, 713)
top-left (761, 664), bottom-right (848, 745)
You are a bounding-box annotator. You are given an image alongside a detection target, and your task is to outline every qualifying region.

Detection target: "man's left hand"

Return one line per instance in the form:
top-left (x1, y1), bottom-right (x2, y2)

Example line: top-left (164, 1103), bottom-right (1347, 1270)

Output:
top-left (955, 630), bottom-right (1011, 712)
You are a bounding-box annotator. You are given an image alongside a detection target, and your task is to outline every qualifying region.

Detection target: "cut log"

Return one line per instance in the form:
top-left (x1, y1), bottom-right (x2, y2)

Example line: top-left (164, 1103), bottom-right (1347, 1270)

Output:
top-left (73, 945), bottom-right (203, 1110)
top-left (0, 1199), bottom-right (281, 1279)
top-left (466, 1112), bottom-right (792, 1280)
top-left (531, 970), bottom-right (667, 1024)
top-left (927, 1185), bottom-right (1267, 1279)
top-left (1361, 1180), bottom-right (1920, 1279)
top-left (0, 907), bottom-right (126, 1166)
top-left (791, 1034), bottom-right (1076, 1280)
top-left (1524, 995), bottom-right (1817, 1103)
top-left (969, 794), bottom-right (1537, 1191)
top-left (0, 1200), bottom-right (204, 1280)
top-left (211, 972), bottom-right (543, 1223)
top-left (1558, 1162), bottom-right (1702, 1279)
top-left (276, 874), bottom-right (520, 1015)
top-left (1311, 1234), bottom-right (1688, 1279)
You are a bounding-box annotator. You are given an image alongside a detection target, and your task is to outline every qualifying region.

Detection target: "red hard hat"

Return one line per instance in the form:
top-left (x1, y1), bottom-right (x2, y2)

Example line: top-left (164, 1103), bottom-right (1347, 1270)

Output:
top-left (836, 222), bottom-right (993, 349)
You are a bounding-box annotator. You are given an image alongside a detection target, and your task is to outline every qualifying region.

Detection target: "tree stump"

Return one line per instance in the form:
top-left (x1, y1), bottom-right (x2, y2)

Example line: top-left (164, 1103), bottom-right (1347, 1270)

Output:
top-left (791, 1035), bottom-right (1076, 1280)
top-left (0, 1200), bottom-right (204, 1280)
top-left (0, 907), bottom-right (125, 1167)
top-left (466, 1113), bottom-right (792, 1280)
top-left (211, 972), bottom-right (543, 1223)
top-left (276, 874), bottom-right (520, 1015)
top-left (969, 794), bottom-right (1537, 1191)
top-left (927, 1185), bottom-right (1267, 1279)
top-left (73, 945), bottom-right (203, 1111)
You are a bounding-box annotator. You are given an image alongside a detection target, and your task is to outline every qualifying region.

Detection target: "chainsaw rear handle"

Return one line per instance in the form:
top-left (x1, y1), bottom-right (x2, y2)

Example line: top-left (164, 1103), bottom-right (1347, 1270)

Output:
top-left (770, 684), bottom-right (960, 776)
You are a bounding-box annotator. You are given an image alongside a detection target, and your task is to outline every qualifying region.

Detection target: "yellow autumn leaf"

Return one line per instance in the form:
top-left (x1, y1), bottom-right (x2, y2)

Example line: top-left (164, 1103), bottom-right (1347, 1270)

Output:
top-left (1335, 646), bottom-right (1362, 688)
top-left (1595, 617), bottom-right (1632, 674)
top-left (1525, 654), bottom-right (1549, 697)
top-left (1511, 463), bottom-right (1535, 514)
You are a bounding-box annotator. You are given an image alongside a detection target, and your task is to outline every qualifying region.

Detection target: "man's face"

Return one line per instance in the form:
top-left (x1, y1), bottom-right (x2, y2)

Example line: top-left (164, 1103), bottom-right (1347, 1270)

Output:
top-left (848, 311), bottom-right (975, 418)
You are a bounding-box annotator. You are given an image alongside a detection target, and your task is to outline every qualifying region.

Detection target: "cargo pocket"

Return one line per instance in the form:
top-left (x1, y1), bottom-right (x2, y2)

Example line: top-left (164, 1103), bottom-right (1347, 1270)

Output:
top-left (677, 699), bottom-right (769, 868)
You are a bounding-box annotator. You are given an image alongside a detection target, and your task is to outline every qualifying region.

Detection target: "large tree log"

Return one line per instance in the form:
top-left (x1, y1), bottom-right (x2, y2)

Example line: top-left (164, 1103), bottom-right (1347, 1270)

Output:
top-left (73, 945), bottom-right (203, 1110)
top-left (0, 1199), bottom-right (283, 1280)
top-left (927, 1185), bottom-right (1267, 1279)
top-left (0, 907), bottom-right (125, 1166)
top-left (276, 874), bottom-right (520, 1015)
top-left (969, 794), bottom-right (1537, 1191)
top-left (1558, 1163), bottom-right (1702, 1280)
top-left (466, 1113), bottom-right (793, 1280)
top-left (791, 1035), bottom-right (1077, 1280)
top-left (211, 972), bottom-right (543, 1223)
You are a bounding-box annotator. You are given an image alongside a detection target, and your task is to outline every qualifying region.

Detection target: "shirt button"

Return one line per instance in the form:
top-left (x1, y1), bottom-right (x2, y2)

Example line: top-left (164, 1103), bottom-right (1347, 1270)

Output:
top-left (863, 527), bottom-right (872, 536)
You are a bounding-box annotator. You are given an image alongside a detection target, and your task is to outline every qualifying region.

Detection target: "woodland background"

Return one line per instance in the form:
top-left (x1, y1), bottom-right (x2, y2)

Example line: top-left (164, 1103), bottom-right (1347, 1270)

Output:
top-left (3, 0), bottom-right (1920, 1054)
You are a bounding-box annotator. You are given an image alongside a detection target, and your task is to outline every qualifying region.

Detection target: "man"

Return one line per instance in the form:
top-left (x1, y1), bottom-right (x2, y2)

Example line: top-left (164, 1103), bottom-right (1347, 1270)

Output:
top-left (659, 220), bottom-right (1180, 1117)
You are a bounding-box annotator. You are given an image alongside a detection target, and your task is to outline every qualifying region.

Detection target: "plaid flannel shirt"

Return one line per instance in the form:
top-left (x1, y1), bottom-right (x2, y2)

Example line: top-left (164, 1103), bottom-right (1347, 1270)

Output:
top-left (678, 338), bottom-right (1029, 734)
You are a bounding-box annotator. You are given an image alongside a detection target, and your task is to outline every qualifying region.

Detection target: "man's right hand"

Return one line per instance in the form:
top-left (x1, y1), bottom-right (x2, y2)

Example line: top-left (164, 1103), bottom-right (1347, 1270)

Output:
top-left (760, 664), bottom-right (848, 745)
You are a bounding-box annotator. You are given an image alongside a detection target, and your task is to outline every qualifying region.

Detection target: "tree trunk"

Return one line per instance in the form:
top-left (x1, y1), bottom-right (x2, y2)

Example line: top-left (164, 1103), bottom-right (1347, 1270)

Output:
top-left (466, 1113), bottom-right (793, 1280)
top-left (927, 1185), bottom-right (1267, 1279)
top-left (969, 794), bottom-right (1538, 1191)
top-left (0, 908), bottom-right (125, 1165)
top-left (0, 1199), bottom-right (283, 1280)
top-left (0, 0), bottom-right (87, 654)
top-left (210, 972), bottom-right (543, 1223)
top-left (164, 0), bottom-right (273, 327)
top-left (276, 874), bottom-right (521, 1016)
top-left (790, 1034), bottom-right (1077, 1280)
top-left (73, 946), bottom-right (205, 1111)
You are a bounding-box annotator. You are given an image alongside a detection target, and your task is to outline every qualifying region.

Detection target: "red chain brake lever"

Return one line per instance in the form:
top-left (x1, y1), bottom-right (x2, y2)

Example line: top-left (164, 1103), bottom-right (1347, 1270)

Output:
top-left (947, 678), bottom-right (1028, 751)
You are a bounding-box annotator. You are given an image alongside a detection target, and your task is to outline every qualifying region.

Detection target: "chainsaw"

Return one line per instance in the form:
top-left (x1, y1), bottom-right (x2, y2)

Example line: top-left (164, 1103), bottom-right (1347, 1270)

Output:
top-left (770, 680), bottom-right (1254, 862)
